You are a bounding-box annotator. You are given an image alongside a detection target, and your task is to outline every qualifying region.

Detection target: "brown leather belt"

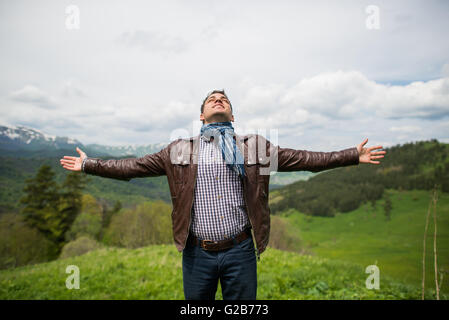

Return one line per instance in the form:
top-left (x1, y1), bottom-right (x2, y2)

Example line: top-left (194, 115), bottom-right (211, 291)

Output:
top-left (188, 228), bottom-right (252, 251)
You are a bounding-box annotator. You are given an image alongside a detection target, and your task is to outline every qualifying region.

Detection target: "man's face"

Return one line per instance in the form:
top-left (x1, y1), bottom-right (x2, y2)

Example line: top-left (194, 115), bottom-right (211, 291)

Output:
top-left (200, 93), bottom-right (234, 124)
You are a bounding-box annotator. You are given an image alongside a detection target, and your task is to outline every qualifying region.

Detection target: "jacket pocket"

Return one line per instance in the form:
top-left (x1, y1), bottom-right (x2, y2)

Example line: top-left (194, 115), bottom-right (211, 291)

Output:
top-left (246, 162), bottom-right (268, 184)
top-left (173, 163), bottom-right (188, 196)
top-left (248, 163), bottom-right (269, 199)
top-left (245, 163), bottom-right (259, 184)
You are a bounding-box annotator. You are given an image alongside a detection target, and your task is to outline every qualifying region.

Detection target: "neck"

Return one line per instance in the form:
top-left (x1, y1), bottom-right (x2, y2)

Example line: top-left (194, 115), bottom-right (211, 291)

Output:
top-left (204, 116), bottom-right (232, 125)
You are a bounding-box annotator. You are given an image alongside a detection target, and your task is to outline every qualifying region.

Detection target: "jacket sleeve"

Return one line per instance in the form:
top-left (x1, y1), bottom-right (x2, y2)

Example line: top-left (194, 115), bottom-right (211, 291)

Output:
top-left (276, 144), bottom-right (360, 172)
top-left (258, 134), bottom-right (359, 172)
top-left (82, 147), bottom-right (168, 181)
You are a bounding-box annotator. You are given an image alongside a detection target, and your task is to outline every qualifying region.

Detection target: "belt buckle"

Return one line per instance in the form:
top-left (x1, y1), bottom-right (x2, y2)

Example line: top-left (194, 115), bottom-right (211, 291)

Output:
top-left (201, 239), bottom-right (218, 251)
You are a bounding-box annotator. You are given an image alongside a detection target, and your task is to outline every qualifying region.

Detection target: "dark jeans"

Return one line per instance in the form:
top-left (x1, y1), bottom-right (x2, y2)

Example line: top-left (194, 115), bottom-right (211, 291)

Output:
top-left (182, 235), bottom-right (257, 300)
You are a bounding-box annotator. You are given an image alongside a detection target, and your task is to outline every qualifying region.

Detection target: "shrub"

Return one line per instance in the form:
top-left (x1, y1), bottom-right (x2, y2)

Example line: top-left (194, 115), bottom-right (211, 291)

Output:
top-left (0, 213), bottom-right (58, 269)
top-left (309, 199), bottom-right (335, 217)
top-left (80, 194), bottom-right (103, 215)
top-left (102, 200), bottom-right (172, 248)
top-left (268, 216), bottom-right (302, 252)
top-left (59, 235), bottom-right (103, 259)
top-left (65, 212), bottom-right (102, 241)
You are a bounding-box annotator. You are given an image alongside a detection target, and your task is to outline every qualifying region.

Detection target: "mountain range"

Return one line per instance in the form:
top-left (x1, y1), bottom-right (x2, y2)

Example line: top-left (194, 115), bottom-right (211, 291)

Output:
top-left (0, 124), bottom-right (168, 158)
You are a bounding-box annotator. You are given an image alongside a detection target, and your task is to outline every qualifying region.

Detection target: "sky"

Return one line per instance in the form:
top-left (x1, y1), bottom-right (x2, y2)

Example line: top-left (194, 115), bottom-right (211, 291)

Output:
top-left (0, 0), bottom-right (448, 151)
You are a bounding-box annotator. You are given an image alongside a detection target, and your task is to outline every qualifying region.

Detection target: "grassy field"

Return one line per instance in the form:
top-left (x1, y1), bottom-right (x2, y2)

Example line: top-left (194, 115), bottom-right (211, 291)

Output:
top-left (278, 189), bottom-right (449, 297)
top-left (1, 189), bottom-right (446, 300)
top-left (0, 243), bottom-right (442, 300)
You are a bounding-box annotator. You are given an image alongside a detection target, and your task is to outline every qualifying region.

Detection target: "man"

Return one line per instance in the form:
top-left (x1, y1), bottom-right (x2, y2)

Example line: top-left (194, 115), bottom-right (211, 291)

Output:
top-left (60, 89), bottom-right (386, 300)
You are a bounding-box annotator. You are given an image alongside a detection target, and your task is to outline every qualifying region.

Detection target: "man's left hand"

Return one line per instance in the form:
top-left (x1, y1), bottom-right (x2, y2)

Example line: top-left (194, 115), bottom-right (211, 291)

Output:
top-left (357, 138), bottom-right (386, 164)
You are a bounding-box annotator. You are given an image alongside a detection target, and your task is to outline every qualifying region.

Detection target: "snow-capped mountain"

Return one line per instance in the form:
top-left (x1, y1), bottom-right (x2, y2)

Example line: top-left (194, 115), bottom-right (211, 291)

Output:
top-left (0, 124), bottom-right (83, 152)
top-left (0, 124), bottom-right (168, 157)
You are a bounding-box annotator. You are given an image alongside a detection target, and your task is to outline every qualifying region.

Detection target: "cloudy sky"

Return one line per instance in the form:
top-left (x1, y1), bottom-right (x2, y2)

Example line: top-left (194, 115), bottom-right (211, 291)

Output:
top-left (1, 0), bottom-right (448, 151)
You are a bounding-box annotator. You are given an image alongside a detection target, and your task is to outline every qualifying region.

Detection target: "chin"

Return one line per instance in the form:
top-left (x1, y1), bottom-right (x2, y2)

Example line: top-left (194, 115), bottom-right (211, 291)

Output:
top-left (211, 112), bottom-right (230, 119)
top-left (206, 116), bottom-right (232, 124)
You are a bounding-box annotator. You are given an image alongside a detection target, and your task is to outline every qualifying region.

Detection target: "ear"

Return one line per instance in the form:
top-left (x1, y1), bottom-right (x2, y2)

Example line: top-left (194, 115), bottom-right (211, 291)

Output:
top-left (230, 114), bottom-right (234, 122)
top-left (200, 113), bottom-right (205, 121)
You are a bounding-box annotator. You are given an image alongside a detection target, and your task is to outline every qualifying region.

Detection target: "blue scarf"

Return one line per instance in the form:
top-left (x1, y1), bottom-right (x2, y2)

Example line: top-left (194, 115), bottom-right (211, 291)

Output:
top-left (200, 122), bottom-right (246, 177)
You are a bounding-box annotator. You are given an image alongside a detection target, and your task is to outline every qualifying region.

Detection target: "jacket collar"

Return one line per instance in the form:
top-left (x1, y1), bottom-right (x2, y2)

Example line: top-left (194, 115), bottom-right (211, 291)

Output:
top-left (187, 134), bottom-right (252, 165)
top-left (189, 134), bottom-right (249, 142)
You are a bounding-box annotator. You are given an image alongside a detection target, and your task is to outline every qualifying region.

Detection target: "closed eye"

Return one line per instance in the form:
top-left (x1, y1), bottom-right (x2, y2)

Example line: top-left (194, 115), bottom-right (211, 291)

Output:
top-left (207, 97), bottom-right (229, 103)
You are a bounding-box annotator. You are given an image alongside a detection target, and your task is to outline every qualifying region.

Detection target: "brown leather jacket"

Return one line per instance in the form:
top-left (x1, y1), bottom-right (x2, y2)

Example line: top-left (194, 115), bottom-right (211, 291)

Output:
top-left (82, 134), bottom-right (359, 257)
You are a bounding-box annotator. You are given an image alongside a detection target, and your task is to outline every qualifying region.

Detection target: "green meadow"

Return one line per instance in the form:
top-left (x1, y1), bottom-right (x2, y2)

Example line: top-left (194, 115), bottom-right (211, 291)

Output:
top-left (0, 243), bottom-right (441, 300)
top-left (1, 189), bottom-right (447, 300)
top-left (277, 189), bottom-right (449, 297)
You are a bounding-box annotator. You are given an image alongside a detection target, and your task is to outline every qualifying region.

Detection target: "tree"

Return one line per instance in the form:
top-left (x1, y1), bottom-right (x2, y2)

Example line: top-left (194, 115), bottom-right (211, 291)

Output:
top-left (102, 201), bottom-right (172, 248)
top-left (383, 194), bottom-right (392, 221)
top-left (19, 164), bottom-right (88, 252)
top-left (65, 212), bottom-right (103, 241)
top-left (19, 164), bottom-right (61, 243)
top-left (58, 171), bottom-right (89, 246)
top-left (102, 199), bottom-right (122, 230)
top-left (0, 213), bottom-right (58, 269)
top-left (370, 198), bottom-right (377, 211)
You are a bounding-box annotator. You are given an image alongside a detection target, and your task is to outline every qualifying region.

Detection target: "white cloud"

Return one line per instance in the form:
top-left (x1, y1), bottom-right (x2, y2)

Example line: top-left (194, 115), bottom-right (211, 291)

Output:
top-left (10, 85), bottom-right (58, 109)
top-left (61, 79), bottom-right (88, 99)
top-left (116, 30), bottom-right (189, 55)
top-left (280, 70), bottom-right (371, 119)
top-left (1, 0), bottom-right (449, 149)
top-left (370, 77), bottom-right (449, 120)
top-left (239, 71), bottom-right (449, 128)
top-left (442, 63), bottom-right (449, 77)
top-left (390, 126), bottom-right (421, 133)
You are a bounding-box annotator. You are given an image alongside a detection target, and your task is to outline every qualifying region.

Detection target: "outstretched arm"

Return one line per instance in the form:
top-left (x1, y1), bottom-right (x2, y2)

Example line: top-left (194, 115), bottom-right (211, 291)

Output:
top-left (267, 136), bottom-right (386, 172)
top-left (277, 145), bottom-right (360, 172)
top-left (59, 146), bottom-right (167, 181)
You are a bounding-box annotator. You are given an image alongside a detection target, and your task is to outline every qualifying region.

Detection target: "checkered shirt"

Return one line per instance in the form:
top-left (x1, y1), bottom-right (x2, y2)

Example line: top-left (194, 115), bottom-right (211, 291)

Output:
top-left (190, 135), bottom-right (251, 241)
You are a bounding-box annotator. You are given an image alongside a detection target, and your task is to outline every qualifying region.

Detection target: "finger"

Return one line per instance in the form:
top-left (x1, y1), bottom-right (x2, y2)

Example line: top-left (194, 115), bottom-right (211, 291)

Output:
top-left (370, 155), bottom-right (384, 159)
top-left (360, 138), bottom-right (368, 146)
top-left (63, 156), bottom-right (77, 160)
top-left (370, 151), bottom-right (386, 156)
top-left (368, 145), bottom-right (383, 151)
top-left (370, 160), bottom-right (380, 164)
top-left (61, 160), bottom-right (75, 164)
top-left (370, 152), bottom-right (385, 156)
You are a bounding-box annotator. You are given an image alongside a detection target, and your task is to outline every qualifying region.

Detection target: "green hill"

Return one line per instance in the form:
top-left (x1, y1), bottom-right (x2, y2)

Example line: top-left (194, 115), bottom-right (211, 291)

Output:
top-left (270, 139), bottom-right (449, 217)
top-left (0, 244), bottom-right (442, 300)
top-left (274, 189), bottom-right (449, 296)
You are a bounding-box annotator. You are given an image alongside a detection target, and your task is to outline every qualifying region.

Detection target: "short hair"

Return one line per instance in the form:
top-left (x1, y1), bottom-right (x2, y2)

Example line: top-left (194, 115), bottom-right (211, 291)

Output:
top-left (201, 89), bottom-right (233, 114)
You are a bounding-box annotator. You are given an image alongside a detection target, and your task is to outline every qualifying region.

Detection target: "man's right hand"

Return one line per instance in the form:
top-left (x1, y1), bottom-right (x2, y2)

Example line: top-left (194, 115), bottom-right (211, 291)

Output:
top-left (60, 147), bottom-right (87, 172)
